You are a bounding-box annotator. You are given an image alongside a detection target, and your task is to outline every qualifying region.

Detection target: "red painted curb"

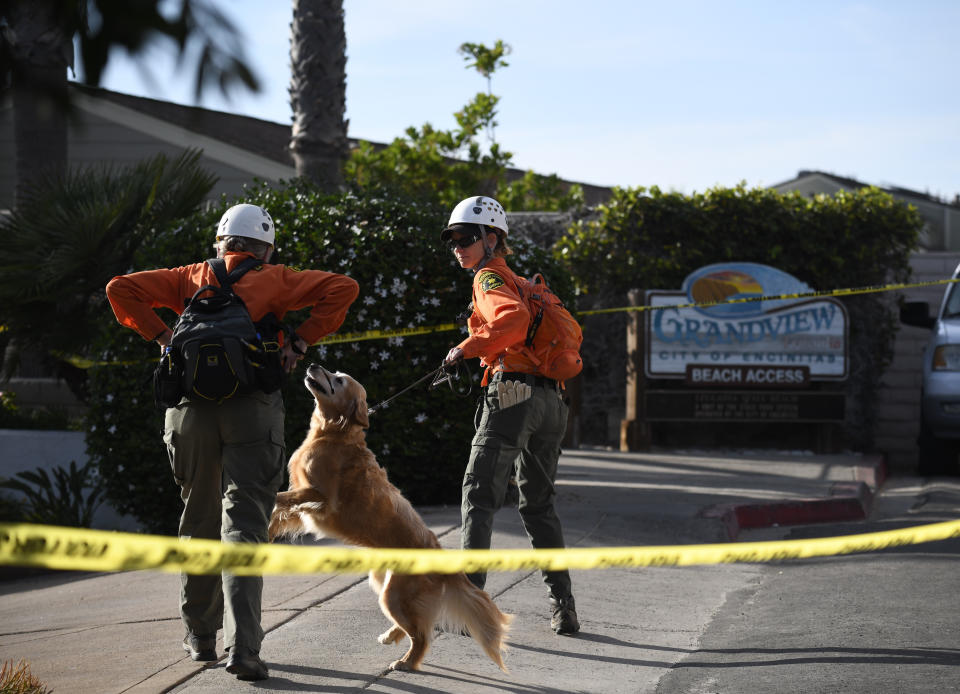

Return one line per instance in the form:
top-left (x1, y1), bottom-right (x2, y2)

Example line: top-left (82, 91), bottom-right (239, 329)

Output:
top-left (704, 454), bottom-right (887, 540)
top-left (733, 484), bottom-right (871, 530)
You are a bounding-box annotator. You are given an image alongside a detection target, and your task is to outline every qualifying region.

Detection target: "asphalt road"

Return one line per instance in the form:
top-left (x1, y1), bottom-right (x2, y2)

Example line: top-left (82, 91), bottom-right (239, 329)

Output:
top-left (655, 475), bottom-right (960, 694)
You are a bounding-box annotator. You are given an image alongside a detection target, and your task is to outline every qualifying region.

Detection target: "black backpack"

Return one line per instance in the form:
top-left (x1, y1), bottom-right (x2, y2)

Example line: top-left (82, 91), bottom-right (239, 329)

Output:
top-left (154, 257), bottom-right (283, 408)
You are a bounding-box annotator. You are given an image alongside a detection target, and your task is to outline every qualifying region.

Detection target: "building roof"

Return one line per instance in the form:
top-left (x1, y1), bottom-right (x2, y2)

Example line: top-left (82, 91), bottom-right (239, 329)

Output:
top-left (70, 83), bottom-right (297, 167)
top-left (772, 169), bottom-right (959, 210)
top-left (69, 83), bottom-right (612, 206)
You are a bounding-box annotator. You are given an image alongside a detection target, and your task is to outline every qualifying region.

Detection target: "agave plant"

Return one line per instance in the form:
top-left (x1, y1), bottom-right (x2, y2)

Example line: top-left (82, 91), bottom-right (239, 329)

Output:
top-left (0, 658), bottom-right (52, 694)
top-left (0, 460), bottom-right (105, 528)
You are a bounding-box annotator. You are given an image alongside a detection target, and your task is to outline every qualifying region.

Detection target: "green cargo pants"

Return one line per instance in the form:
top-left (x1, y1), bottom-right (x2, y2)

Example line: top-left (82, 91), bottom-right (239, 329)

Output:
top-left (461, 373), bottom-right (574, 602)
top-left (163, 389), bottom-right (285, 653)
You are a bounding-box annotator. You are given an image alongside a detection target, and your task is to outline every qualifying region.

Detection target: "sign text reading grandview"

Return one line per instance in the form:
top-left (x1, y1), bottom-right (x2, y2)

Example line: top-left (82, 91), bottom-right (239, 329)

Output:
top-left (645, 263), bottom-right (848, 383)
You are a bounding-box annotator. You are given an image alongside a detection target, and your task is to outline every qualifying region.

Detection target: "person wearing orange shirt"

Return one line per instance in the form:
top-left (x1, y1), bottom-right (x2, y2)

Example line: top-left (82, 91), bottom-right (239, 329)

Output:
top-left (442, 196), bottom-right (579, 635)
top-left (106, 203), bottom-right (358, 681)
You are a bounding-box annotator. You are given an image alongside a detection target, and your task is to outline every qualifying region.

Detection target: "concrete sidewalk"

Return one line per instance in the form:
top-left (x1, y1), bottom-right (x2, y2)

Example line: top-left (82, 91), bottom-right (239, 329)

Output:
top-left (0, 448), bottom-right (886, 693)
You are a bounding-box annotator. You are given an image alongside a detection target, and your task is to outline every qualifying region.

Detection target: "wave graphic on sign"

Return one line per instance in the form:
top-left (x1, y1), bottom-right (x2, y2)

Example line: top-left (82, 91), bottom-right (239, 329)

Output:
top-left (684, 263), bottom-right (813, 318)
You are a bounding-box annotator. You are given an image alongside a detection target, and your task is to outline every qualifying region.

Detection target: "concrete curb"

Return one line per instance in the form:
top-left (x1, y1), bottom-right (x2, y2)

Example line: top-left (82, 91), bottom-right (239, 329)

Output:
top-left (703, 454), bottom-right (888, 540)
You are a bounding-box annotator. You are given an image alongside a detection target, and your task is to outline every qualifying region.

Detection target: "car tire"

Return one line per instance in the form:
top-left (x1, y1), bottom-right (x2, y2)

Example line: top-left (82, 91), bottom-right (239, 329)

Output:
top-left (917, 427), bottom-right (958, 476)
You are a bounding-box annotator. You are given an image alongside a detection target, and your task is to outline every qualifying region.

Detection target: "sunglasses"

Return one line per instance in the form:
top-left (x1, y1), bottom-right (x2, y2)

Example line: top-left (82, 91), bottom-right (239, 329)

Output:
top-left (447, 234), bottom-right (480, 249)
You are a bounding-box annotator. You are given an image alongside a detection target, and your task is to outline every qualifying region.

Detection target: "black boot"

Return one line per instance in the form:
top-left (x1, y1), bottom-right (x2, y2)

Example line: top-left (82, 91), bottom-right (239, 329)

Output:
top-left (550, 595), bottom-right (580, 635)
top-left (182, 633), bottom-right (216, 661)
top-left (225, 645), bottom-right (269, 681)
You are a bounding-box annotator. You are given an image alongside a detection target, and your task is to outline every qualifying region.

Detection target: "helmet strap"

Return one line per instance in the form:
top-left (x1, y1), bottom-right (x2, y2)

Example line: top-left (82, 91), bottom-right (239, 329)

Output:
top-left (470, 249), bottom-right (493, 274)
top-left (470, 225), bottom-right (497, 273)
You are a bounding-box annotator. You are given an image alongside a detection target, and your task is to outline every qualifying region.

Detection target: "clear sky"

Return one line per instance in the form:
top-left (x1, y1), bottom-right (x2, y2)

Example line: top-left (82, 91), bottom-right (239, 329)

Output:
top-left (89, 0), bottom-right (959, 200)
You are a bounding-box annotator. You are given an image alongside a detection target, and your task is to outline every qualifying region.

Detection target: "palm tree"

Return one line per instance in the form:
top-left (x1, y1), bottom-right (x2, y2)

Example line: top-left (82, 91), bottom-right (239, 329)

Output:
top-left (2, 0), bottom-right (75, 204)
top-left (0, 150), bottom-right (217, 399)
top-left (1, 0), bottom-right (259, 207)
top-left (288, 0), bottom-right (348, 191)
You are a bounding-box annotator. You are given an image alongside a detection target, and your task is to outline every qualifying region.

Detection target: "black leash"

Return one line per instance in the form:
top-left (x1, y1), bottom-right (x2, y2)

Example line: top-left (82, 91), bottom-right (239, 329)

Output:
top-left (367, 360), bottom-right (472, 416)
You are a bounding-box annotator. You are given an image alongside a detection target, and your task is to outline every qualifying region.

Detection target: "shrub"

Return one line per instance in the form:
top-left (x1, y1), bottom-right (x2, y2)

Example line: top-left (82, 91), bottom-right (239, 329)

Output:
top-left (556, 184), bottom-right (919, 299)
top-left (86, 181), bottom-right (575, 533)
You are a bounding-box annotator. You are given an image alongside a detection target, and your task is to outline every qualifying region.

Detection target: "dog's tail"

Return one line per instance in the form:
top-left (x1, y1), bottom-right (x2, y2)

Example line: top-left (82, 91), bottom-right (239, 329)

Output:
top-left (440, 573), bottom-right (513, 672)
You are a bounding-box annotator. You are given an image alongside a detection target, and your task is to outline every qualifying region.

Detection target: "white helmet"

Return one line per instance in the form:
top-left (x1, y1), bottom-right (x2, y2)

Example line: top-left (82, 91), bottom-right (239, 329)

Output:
top-left (216, 204), bottom-right (276, 246)
top-left (441, 195), bottom-right (508, 240)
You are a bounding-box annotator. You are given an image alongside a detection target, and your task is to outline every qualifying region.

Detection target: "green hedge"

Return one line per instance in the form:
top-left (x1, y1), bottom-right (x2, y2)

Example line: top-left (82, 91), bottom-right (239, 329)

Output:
top-left (555, 184), bottom-right (924, 449)
top-left (556, 184), bottom-right (920, 296)
top-left (86, 182), bottom-right (575, 533)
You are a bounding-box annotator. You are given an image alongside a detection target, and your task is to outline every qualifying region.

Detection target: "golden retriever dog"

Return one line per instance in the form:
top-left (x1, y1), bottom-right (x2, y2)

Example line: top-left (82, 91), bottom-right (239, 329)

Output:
top-left (269, 364), bottom-right (512, 672)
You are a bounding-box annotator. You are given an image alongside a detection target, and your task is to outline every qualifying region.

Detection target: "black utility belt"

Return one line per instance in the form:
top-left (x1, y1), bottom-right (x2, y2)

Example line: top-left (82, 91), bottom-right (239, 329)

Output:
top-left (490, 371), bottom-right (558, 390)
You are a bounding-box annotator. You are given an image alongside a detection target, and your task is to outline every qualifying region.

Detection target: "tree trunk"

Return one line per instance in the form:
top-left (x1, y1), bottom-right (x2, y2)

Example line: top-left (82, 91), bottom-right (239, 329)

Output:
top-left (5, 0), bottom-right (73, 207)
top-left (288, 0), bottom-right (348, 192)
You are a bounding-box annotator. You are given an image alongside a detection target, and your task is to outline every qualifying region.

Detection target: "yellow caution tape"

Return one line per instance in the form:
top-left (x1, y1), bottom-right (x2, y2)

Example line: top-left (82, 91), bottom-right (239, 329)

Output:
top-left (311, 276), bottom-right (960, 341)
top-left (2, 519), bottom-right (958, 576)
top-left (44, 276), bottom-right (960, 368)
top-left (316, 323), bottom-right (458, 345)
top-left (577, 277), bottom-right (960, 316)
top-left (59, 355), bottom-right (151, 369)
top-left (57, 324), bottom-right (461, 368)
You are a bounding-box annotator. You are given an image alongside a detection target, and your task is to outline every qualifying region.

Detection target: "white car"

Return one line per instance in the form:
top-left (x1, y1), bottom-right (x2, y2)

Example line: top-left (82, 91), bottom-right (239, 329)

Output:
top-left (901, 262), bottom-right (960, 475)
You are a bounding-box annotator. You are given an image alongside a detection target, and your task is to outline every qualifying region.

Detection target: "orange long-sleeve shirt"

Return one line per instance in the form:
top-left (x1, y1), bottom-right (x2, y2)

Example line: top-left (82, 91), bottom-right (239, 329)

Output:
top-left (106, 252), bottom-right (359, 345)
top-left (455, 257), bottom-right (539, 377)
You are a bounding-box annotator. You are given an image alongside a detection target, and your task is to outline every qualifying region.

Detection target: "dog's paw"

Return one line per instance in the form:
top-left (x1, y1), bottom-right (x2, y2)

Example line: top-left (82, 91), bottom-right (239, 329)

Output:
top-left (267, 513), bottom-right (287, 541)
top-left (378, 627), bottom-right (403, 645)
top-left (389, 659), bottom-right (415, 672)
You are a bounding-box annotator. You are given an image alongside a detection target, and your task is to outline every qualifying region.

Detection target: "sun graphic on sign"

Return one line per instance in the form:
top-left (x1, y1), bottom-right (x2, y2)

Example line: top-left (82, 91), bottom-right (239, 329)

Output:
top-left (689, 270), bottom-right (764, 305)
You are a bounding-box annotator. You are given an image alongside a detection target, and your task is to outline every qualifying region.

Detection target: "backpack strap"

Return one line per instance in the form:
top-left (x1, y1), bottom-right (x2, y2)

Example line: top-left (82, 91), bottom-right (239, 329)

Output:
top-left (510, 274), bottom-right (544, 349)
top-left (206, 256), bottom-right (262, 290)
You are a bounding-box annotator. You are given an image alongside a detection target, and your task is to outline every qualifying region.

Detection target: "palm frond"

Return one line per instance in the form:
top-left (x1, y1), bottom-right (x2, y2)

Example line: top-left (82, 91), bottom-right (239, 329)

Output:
top-left (0, 150), bottom-right (216, 371)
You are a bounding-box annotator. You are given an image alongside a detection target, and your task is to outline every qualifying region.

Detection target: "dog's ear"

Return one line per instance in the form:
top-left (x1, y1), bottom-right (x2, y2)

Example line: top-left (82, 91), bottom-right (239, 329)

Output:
top-left (351, 397), bottom-right (370, 429)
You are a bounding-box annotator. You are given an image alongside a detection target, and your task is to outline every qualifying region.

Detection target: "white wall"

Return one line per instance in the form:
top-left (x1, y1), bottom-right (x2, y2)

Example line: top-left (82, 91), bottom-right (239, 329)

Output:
top-left (0, 429), bottom-right (138, 530)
